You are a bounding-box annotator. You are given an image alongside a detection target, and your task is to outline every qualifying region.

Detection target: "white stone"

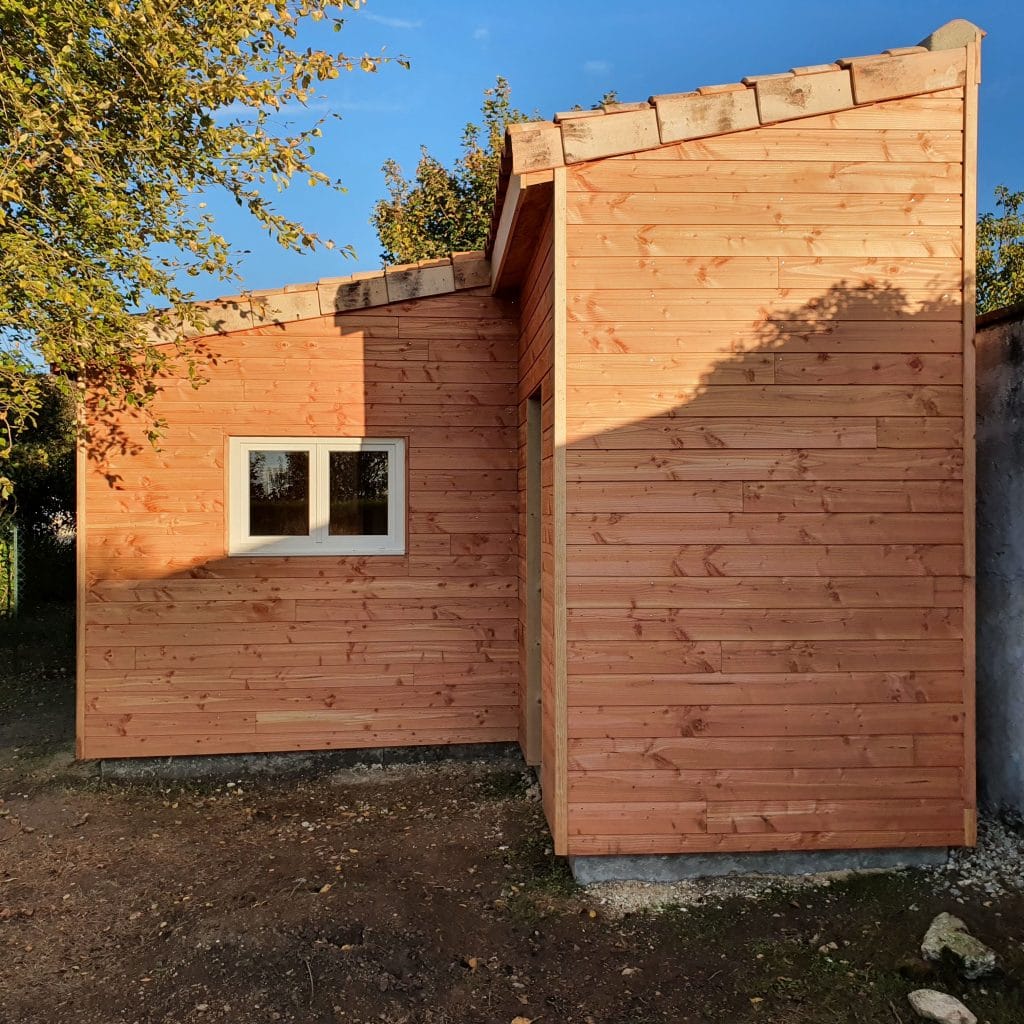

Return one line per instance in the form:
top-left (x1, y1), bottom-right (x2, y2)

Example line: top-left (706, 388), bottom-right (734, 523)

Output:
top-left (908, 989), bottom-right (976, 1024)
top-left (921, 912), bottom-right (997, 979)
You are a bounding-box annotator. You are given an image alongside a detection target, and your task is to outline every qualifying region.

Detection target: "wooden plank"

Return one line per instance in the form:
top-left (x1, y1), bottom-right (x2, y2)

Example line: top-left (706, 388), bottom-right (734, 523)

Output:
top-left (570, 801), bottom-right (707, 836)
top-left (89, 683), bottom-right (517, 713)
top-left (566, 607), bottom-right (961, 641)
top-left (567, 417), bottom-right (877, 450)
top-left (568, 161), bottom-right (963, 195)
top-left (720, 640), bottom-right (963, 673)
top-left (132, 640), bottom-right (518, 669)
top-left (569, 228), bottom-right (958, 260)
top-left (566, 481), bottom-right (743, 513)
top-left (566, 576), bottom-right (959, 610)
top-left (648, 129), bottom-right (962, 163)
top-left (566, 448), bottom-right (962, 482)
top-left (961, 37), bottom-right (980, 834)
top-left (568, 767), bottom-right (963, 802)
top-left (768, 94), bottom-right (964, 130)
top-left (87, 619), bottom-right (518, 647)
top-left (83, 726), bottom-right (518, 760)
top-left (565, 641), bottom-right (722, 673)
top-left (239, 381), bottom-right (515, 406)
top-left (743, 480), bottom-right (962, 513)
top-left (568, 288), bottom-right (961, 323)
top-left (567, 386), bottom-right (963, 421)
top-left (253, 707), bottom-right (516, 733)
top-left (568, 352), bottom-right (774, 386)
top-left (706, 798), bottom-right (963, 834)
top-left (567, 734), bottom-right (961, 771)
top-left (569, 701), bottom-right (964, 737)
top-left (86, 599), bottom-right (297, 625)
top-left (568, 321), bottom-right (963, 356)
top-left (88, 577), bottom-right (518, 602)
top-left (568, 671), bottom-right (964, 706)
top-left (774, 353), bottom-right (961, 385)
top-left (566, 829), bottom-right (964, 855)
top-left (550, 166), bottom-right (570, 855)
top-left (567, 256), bottom-right (779, 290)
top-left (778, 256), bottom-right (962, 289)
top-left (76, 432), bottom-right (88, 757)
top-left (87, 662), bottom-right (515, 690)
top-left (568, 192), bottom-right (963, 227)
top-left (565, 544), bottom-right (962, 578)
top-left (566, 512), bottom-right (963, 546)
top-left (876, 417), bottom-right (963, 448)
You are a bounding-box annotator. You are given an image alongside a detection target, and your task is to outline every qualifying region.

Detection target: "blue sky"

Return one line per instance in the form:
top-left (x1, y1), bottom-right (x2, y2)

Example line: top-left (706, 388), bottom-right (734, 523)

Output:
top-left (195, 1), bottom-right (1023, 297)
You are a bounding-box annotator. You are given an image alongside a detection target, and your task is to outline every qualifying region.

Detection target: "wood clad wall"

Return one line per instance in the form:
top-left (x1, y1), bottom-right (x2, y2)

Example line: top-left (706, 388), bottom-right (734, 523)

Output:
top-left (562, 89), bottom-right (973, 855)
top-left (79, 289), bottom-right (520, 759)
top-left (516, 211), bottom-right (559, 828)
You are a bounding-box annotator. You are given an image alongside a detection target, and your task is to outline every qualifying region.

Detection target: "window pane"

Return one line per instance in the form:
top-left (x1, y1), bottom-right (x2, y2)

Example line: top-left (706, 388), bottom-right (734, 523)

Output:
top-left (248, 450), bottom-right (309, 536)
top-left (329, 450), bottom-right (389, 536)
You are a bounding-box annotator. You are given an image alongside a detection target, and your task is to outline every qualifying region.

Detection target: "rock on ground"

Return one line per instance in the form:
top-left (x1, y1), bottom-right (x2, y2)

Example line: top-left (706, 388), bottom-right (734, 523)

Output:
top-left (908, 989), bottom-right (977, 1024)
top-left (921, 912), bottom-right (997, 979)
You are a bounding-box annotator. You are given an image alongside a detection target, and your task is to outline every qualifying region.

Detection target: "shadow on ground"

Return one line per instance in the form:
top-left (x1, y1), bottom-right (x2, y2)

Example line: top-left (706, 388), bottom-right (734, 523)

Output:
top-left (2, 612), bottom-right (1023, 1024)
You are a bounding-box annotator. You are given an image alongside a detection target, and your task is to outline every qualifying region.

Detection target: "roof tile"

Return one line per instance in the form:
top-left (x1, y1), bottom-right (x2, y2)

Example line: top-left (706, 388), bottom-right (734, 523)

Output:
top-left (752, 67), bottom-right (854, 122)
top-left (848, 48), bottom-right (967, 104)
top-left (560, 106), bottom-right (660, 163)
top-left (654, 88), bottom-right (759, 144)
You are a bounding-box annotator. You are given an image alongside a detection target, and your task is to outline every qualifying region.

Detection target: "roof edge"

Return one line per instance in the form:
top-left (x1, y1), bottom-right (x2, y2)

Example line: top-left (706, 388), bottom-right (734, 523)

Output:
top-left (977, 300), bottom-right (1024, 331)
top-left (144, 252), bottom-right (490, 342)
top-left (487, 20), bottom-right (983, 257)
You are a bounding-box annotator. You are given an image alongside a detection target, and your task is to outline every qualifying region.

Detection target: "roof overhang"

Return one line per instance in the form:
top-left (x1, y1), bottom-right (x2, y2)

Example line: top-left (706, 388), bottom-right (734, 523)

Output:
top-left (484, 18), bottom-right (984, 282)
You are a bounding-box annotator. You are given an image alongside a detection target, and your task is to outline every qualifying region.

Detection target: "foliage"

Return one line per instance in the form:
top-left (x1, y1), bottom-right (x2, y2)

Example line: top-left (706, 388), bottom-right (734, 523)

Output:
top-left (0, 352), bottom-right (44, 501)
top-left (371, 77), bottom-right (534, 264)
top-left (4, 374), bottom-right (76, 529)
top-left (977, 185), bottom-right (1024, 314)
top-left (1, 374), bottom-right (77, 610)
top-left (0, 0), bottom-right (402, 509)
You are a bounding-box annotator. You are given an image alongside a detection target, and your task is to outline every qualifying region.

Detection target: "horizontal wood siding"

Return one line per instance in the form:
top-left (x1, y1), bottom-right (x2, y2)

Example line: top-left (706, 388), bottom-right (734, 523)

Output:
top-left (80, 289), bottom-right (520, 758)
top-left (563, 90), bottom-right (972, 855)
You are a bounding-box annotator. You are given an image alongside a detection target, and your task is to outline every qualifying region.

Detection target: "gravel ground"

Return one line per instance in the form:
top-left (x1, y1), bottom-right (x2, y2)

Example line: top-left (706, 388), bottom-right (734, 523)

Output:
top-left (942, 813), bottom-right (1024, 897)
top-left (587, 813), bottom-right (1024, 918)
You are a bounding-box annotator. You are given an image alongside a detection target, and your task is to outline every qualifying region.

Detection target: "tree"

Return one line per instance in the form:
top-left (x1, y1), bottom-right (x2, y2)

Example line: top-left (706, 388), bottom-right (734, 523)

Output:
top-left (977, 185), bottom-right (1024, 314)
top-left (371, 77), bottom-right (533, 265)
top-left (0, 0), bottom-right (403, 505)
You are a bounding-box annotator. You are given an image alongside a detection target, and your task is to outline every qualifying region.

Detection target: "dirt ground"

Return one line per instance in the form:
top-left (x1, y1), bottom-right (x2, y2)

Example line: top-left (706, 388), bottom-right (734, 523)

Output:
top-left (3, 608), bottom-right (1024, 1024)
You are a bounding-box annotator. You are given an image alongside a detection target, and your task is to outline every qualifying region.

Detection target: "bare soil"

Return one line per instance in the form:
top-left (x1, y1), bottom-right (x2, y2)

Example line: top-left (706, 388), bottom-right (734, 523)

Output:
top-left (3, 608), bottom-right (1024, 1024)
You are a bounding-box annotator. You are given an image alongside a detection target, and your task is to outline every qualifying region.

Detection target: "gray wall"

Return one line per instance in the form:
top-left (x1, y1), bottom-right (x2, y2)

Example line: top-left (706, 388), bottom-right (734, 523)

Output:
top-left (977, 304), bottom-right (1024, 814)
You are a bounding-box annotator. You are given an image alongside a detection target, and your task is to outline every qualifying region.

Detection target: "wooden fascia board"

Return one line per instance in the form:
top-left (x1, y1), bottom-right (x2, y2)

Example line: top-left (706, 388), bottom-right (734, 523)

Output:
top-left (490, 172), bottom-right (555, 296)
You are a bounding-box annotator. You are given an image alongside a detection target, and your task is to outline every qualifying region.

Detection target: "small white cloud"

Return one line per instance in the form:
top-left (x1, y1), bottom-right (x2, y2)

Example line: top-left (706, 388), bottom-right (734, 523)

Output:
top-left (583, 59), bottom-right (612, 75)
top-left (473, 26), bottom-right (490, 41)
top-left (365, 13), bottom-right (423, 29)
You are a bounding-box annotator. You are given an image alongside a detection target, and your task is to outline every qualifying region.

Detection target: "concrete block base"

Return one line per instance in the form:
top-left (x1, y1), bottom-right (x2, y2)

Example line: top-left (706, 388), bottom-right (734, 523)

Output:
top-left (569, 846), bottom-right (949, 884)
top-left (98, 742), bottom-right (521, 781)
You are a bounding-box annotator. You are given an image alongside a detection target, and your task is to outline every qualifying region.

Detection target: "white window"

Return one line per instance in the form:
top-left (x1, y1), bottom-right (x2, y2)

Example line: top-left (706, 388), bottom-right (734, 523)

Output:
top-left (228, 437), bottom-right (405, 556)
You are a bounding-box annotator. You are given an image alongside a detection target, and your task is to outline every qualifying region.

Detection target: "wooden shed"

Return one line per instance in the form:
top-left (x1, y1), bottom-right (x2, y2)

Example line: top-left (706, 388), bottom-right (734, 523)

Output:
top-left (78, 20), bottom-right (981, 863)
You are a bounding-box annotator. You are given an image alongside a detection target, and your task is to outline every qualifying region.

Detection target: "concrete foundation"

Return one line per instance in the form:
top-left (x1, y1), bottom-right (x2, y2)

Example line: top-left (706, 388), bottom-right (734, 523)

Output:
top-left (569, 847), bottom-right (949, 884)
top-left (977, 302), bottom-right (1024, 815)
top-left (98, 742), bottom-right (521, 781)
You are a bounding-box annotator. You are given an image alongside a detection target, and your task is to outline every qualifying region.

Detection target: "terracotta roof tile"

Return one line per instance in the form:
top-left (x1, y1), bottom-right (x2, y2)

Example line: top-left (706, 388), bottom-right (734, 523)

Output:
top-left (145, 252), bottom-right (489, 340)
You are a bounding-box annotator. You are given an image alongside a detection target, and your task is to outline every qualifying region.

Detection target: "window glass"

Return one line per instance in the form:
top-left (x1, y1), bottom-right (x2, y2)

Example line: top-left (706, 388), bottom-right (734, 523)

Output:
top-left (329, 450), bottom-right (389, 536)
top-left (248, 449), bottom-right (309, 536)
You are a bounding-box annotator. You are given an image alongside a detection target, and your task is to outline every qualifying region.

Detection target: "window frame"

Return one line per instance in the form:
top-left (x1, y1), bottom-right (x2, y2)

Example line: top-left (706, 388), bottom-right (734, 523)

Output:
top-left (228, 436), bottom-right (406, 557)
